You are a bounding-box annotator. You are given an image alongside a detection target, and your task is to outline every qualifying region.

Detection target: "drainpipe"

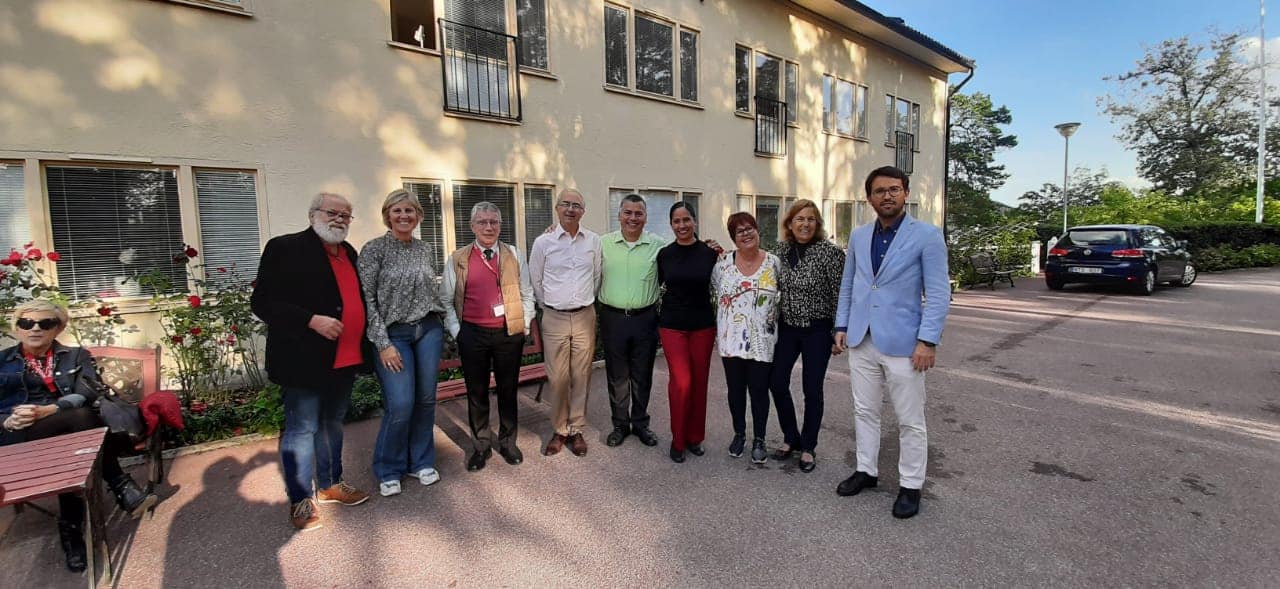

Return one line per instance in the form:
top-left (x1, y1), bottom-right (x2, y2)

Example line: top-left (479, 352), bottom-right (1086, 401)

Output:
top-left (943, 66), bottom-right (975, 242)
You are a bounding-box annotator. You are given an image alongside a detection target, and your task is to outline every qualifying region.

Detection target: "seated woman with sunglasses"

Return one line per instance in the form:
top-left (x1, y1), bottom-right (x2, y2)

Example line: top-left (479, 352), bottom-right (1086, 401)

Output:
top-left (0, 299), bottom-right (157, 573)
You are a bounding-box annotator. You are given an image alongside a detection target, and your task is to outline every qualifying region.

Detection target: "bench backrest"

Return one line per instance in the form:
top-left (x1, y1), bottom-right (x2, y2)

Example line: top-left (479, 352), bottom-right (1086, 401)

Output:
top-left (86, 345), bottom-right (162, 404)
top-left (969, 252), bottom-right (995, 272)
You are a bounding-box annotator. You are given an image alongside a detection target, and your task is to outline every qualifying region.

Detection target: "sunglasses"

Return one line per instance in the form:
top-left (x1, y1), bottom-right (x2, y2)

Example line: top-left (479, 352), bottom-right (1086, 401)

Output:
top-left (16, 318), bottom-right (61, 330)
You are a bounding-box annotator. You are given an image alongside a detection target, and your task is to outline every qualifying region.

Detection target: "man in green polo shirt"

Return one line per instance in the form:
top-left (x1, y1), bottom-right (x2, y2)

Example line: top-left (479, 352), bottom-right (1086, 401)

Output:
top-left (598, 194), bottom-right (668, 447)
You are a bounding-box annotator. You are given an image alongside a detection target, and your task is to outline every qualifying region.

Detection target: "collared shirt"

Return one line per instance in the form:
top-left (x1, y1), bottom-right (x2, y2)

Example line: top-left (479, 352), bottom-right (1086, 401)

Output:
top-left (529, 224), bottom-right (602, 309)
top-left (598, 230), bottom-right (667, 309)
top-left (871, 214), bottom-right (906, 276)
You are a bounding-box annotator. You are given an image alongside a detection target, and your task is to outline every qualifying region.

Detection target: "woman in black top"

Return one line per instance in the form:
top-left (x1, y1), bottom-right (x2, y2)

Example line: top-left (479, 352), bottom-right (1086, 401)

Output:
top-left (656, 202), bottom-right (719, 463)
top-left (769, 199), bottom-right (846, 472)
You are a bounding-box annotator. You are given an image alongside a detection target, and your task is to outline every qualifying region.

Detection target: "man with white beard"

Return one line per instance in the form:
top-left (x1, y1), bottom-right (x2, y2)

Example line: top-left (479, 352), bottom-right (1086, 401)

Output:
top-left (252, 192), bottom-right (373, 530)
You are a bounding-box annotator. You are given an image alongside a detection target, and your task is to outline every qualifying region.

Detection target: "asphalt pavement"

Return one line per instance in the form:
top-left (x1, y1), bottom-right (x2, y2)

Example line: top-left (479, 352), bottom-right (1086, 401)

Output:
top-left (2, 267), bottom-right (1278, 587)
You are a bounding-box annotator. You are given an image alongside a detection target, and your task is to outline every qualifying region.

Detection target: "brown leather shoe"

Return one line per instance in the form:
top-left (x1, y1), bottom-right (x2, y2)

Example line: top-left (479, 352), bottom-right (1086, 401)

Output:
top-left (290, 498), bottom-right (322, 531)
top-left (317, 482), bottom-right (370, 506)
top-left (544, 434), bottom-right (566, 456)
top-left (568, 433), bottom-right (588, 457)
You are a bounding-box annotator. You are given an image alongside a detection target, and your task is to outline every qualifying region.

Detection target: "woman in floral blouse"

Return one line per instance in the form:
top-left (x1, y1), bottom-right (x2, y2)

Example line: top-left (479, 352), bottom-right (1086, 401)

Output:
top-left (768, 199), bottom-right (845, 473)
top-left (712, 212), bottom-right (781, 464)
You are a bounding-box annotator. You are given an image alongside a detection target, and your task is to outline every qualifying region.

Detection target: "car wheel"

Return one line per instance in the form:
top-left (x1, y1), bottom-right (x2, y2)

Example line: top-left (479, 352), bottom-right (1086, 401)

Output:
top-left (1046, 276), bottom-right (1065, 290)
top-left (1134, 268), bottom-right (1156, 296)
top-left (1175, 263), bottom-right (1197, 287)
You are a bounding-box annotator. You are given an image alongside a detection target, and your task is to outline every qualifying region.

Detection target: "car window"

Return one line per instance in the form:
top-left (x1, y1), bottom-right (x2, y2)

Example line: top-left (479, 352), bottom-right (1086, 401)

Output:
top-left (1063, 230), bottom-right (1130, 246)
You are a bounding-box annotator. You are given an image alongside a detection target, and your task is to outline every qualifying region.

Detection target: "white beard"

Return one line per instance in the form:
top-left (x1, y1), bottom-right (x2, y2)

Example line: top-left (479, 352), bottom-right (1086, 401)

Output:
top-left (312, 219), bottom-right (348, 244)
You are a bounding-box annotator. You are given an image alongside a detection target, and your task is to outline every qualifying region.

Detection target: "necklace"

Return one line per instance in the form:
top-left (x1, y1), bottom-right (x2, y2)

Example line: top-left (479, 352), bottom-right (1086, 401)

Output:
top-left (24, 348), bottom-right (56, 391)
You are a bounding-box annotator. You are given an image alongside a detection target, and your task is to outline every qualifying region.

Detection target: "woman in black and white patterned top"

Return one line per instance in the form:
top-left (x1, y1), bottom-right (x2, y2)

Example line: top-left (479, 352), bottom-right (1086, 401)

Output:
top-left (358, 188), bottom-right (448, 497)
top-left (768, 199), bottom-right (845, 473)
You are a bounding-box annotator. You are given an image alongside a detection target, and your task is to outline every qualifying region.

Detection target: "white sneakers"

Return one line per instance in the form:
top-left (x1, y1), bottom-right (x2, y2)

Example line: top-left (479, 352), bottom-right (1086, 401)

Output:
top-left (380, 469), bottom-right (440, 497)
top-left (415, 468), bottom-right (441, 486)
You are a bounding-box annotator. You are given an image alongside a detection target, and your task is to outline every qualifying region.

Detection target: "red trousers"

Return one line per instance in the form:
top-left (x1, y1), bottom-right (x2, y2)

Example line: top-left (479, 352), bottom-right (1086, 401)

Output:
top-left (659, 327), bottom-right (716, 452)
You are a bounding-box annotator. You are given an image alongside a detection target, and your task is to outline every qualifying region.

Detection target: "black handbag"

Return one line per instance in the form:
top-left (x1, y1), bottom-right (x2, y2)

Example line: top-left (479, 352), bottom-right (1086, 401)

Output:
top-left (95, 392), bottom-right (146, 444)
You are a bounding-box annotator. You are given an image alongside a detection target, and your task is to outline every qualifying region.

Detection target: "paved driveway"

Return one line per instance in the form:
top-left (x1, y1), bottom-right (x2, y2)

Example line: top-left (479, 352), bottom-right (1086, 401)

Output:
top-left (3, 268), bottom-right (1278, 587)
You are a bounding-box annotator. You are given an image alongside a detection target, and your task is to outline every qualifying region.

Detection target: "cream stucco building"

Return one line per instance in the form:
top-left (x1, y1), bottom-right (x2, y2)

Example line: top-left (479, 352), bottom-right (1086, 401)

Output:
top-left (1, 0), bottom-right (970, 337)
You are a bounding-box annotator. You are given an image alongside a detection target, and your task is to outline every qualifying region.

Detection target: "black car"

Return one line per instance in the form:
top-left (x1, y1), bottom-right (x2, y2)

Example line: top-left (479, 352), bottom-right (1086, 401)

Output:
top-left (1045, 224), bottom-right (1197, 295)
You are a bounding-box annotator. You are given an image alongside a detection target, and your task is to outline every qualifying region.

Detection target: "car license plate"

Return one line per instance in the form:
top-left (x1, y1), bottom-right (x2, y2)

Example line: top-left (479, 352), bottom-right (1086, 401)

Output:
top-left (1069, 267), bottom-right (1102, 274)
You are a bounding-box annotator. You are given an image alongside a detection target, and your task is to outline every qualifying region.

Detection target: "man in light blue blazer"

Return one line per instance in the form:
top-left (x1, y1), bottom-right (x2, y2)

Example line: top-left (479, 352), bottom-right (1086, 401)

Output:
top-left (832, 166), bottom-right (951, 519)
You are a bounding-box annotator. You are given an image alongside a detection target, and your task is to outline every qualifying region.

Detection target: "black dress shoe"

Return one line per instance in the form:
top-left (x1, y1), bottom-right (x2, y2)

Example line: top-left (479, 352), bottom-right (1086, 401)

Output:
top-left (798, 452), bottom-right (816, 473)
top-left (108, 474), bottom-right (158, 518)
top-left (499, 445), bottom-right (524, 465)
top-left (57, 520), bottom-right (87, 573)
top-left (634, 427), bottom-right (658, 446)
top-left (467, 448), bottom-right (492, 471)
top-left (605, 426), bottom-right (630, 447)
top-left (892, 487), bottom-right (922, 519)
top-left (687, 443), bottom-right (705, 456)
top-left (770, 446), bottom-right (796, 461)
top-left (836, 471), bottom-right (878, 496)
top-left (669, 445), bottom-right (685, 463)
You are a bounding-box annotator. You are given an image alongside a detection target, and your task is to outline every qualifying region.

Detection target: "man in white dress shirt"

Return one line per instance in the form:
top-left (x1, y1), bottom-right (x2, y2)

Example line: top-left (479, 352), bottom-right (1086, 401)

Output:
top-left (528, 189), bottom-right (603, 457)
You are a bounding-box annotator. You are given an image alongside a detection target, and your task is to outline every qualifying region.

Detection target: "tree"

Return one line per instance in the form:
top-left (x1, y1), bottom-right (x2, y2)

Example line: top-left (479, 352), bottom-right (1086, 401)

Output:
top-left (947, 91), bottom-right (1018, 228)
top-left (1015, 166), bottom-right (1112, 225)
top-left (1101, 31), bottom-right (1279, 196)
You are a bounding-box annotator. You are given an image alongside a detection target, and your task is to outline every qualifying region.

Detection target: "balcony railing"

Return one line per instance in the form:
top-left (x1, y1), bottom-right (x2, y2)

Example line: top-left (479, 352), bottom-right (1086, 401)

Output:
top-left (895, 130), bottom-right (915, 174)
top-left (755, 96), bottom-right (787, 156)
top-left (438, 19), bottom-right (523, 122)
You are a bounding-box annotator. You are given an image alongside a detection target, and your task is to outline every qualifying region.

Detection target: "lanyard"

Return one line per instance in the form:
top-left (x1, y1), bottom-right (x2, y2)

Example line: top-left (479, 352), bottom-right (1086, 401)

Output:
top-left (477, 244), bottom-right (501, 286)
top-left (23, 348), bottom-right (56, 392)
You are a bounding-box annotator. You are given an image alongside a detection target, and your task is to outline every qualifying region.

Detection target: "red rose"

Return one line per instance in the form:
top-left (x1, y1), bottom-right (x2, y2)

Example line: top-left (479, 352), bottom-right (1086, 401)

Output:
top-left (97, 306), bottom-right (113, 317)
top-left (23, 241), bottom-right (33, 249)
top-left (189, 401), bottom-right (207, 415)
top-left (232, 427), bottom-right (243, 436)
top-left (184, 246), bottom-right (198, 258)
top-left (189, 327), bottom-right (202, 336)
top-left (0, 271), bottom-right (6, 280)
top-left (187, 295), bottom-right (202, 308)
top-left (46, 252), bottom-right (61, 262)
top-left (217, 267), bottom-right (227, 273)
top-left (171, 335), bottom-right (185, 344)
top-left (6, 251), bottom-right (21, 264)
top-left (250, 279), bottom-right (257, 288)
top-left (226, 334), bottom-right (236, 344)
top-left (25, 248), bottom-right (41, 261)
top-left (230, 324), bottom-right (240, 333)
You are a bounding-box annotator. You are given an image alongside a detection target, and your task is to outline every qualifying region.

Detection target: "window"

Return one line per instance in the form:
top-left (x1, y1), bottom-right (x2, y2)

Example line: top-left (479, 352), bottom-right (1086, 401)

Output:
top-left (452, 183), bottom-right (516, 247)
top-left (604, 5), bottom-right (698, 103)
top-left (735, 46), bottom-right (798, 122)
top-left (736, 194), bottom-right (752, 212)
top-left (0, 163), bottom-right (29, 249)
top-left (440, 0), bottom-right (522, 120)
top-left (755, 196), bottom-right (782, 246)
top-left (194, 169), bottom-right (260, 288)
top-left (886, 94), bottom-right (921, 150)
top-left (823, 75), bottom-right (868, 138)
top-left (607, 188), bottom-right (699, 240)
top-left (681, 192), bottom-right (701, 217)
top-left (404, 181), bottom-right (445, 274)
top-left (393, 1), bottom-right (548, 69)
top-left (515, 0), bottom-right (548, 70)
top-left (833, 201), bottom-right (854, 247)
top-left (906, 202), bottom-right (920, 218)
top-left (46, 166), bottom-right (187, 299)
top-left (390, 0), bottom-right (436, 49)
top-left (523, 184), bottom-right (555, 254)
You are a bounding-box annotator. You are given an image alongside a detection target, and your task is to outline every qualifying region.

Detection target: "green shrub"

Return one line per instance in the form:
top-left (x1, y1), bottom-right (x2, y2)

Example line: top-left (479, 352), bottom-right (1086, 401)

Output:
top-left (1163, 222), bottom-right (1280, 251)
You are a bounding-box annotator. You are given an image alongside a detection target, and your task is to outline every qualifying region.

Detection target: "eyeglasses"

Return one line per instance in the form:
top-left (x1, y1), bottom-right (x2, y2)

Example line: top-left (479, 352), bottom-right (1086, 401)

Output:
top-left (316, 208), bottom-right (354, 222)
top-left (872, 186), bottom-right (906, 197)
top-left (473, 219), bottom-right (501, 227)
top-left (16, 318), bottom-right (61, 330)
top-left (557, 201), bottom-right (584, 211)
top-left (733, 226), bottom-right (758, 237)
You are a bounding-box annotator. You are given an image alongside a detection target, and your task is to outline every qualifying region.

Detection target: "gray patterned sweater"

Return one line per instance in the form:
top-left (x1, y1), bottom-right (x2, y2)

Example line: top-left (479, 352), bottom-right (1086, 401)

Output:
top-left (358, 232), bottom-right (447, 350)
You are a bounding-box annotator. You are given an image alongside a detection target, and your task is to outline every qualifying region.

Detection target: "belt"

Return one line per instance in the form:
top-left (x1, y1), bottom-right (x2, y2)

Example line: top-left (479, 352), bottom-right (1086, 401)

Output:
top-left (546, 304), bottom-right (591, 313)
top-left (600, 303), bottom-right (656, 316)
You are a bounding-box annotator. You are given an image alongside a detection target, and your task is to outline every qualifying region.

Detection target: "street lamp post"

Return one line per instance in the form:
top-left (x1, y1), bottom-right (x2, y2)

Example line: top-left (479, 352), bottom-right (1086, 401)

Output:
top-left (1055, 122), bottom-right (1082, 235)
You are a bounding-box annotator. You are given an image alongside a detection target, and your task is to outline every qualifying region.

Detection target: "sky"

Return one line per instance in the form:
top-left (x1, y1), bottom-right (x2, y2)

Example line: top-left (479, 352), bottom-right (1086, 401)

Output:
top-left (864, 0), bottom-right (1274, 205)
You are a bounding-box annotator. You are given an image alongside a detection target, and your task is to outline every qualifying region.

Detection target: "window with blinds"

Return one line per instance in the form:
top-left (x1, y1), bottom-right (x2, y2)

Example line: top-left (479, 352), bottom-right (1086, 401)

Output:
top-left (516, 0), bottom-right (548, 70)
top-left (755, 196), bottom-right (782, 247)
top-left (452, 183), bottom-right (516, 247)
top-left (604, 4), bottom-right (628, 86)
top-left (0, 163), bottom-right (29, 250)
top-left (523, 185), bottom-right (554, 254)
top-left (680, 192), bottom-right (700, 219)
top-left (194, 169), bottom-right (260, 289)
top-left (834, 201), bottom-right (855, 247)
top-left (405, 181), bottom-right (445, 275)
top-left (46, 166), bottom-right (187, 299)
top-left (606, 188), bottom-right (685, 240)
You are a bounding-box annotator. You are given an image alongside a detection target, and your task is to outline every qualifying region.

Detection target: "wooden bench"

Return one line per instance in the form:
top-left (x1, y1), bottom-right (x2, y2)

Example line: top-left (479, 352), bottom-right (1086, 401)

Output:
top-left (969, 252), bottom-right (1016, 289)
top-left (437, 319), bottom-right (548, 402)
top-left (85, 346), bottom-right (168, 506)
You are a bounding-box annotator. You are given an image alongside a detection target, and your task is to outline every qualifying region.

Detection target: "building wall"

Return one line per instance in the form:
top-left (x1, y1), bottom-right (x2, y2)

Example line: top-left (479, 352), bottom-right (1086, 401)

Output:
top-left (0, 0), bottom-right (954, 350)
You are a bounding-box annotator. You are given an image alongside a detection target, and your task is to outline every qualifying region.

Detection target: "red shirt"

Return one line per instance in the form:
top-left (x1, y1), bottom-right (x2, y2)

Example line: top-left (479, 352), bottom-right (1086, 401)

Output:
top-left (327, 247), bottom-right (366, 369)
top-left (461, 245), bottom-right (506, 329)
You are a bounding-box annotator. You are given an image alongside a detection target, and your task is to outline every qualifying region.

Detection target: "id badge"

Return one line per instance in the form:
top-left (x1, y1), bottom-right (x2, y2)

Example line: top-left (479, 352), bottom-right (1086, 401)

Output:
top-left (492, 304), bottom-right (506, 318)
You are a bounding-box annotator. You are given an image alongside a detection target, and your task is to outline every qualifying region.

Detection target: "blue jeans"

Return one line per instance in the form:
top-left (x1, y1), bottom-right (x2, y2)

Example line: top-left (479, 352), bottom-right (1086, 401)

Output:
top-left (280, 372), bottom-right (354, 503)
top-left (372, 316), bottom-right (444, 482)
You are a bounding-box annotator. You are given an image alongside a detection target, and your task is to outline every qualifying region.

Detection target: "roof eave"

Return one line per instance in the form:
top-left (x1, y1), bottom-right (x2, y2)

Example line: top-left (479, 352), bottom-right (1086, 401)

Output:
top-left (789, 0), bottom-right (975, 74)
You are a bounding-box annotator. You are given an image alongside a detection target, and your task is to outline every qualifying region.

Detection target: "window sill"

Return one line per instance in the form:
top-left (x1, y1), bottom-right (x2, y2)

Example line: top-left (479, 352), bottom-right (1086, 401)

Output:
top-left (443, 111), bottom-right (522, 126)
top-left (387, 41), bottom-right (441, 57)
top-left (520, 67), bottom-right (558, 81)
top-left (153, 0), bottom-right (253, 17)
top-left (823, 130), bottom-right (869, 142)
top-left (754, 151), bottom-right (788, 160)
top-left (602, 85), bottom-right (704, 110)
top-left (735, 110), bottom-right (753, 119)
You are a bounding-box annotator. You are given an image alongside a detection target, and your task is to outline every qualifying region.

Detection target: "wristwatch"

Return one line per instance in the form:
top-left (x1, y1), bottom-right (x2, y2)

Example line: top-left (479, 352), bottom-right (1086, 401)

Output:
top-left (918, 339), bottom-right (936, 348)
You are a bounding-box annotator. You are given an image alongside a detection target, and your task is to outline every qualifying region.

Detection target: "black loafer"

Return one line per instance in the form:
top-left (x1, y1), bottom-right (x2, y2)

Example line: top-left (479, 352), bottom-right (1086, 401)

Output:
top-left (467, 448), bottom-right (492, 471)
top-left (892, 487), bottom-right (922, 519)
top-left (798, 453), bottom-right (816, 473)
top-left (669, 445), bottom-right (685, 463)
top-left (687, 443), bottom-right (705, 456)
top-left (770, 446), bottom-right (795, 461)
top-left (606, 426), bottom-right (630, 447)
top-left (836, 471), bottom-right (878, 496)
top-left (499, 445), bottom-right (523, 465)
top-left (634, 427), bottom-right (659, 447)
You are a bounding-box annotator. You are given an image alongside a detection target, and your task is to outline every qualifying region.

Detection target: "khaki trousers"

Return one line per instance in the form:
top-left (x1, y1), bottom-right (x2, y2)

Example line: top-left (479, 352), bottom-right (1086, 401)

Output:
top-left (541, 306), bottom-right (597, 436)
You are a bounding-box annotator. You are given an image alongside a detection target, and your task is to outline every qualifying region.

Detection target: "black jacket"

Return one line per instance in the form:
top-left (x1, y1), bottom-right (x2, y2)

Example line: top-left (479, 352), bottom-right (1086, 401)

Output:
top-left (250, 227), bottom-right (371, 388)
